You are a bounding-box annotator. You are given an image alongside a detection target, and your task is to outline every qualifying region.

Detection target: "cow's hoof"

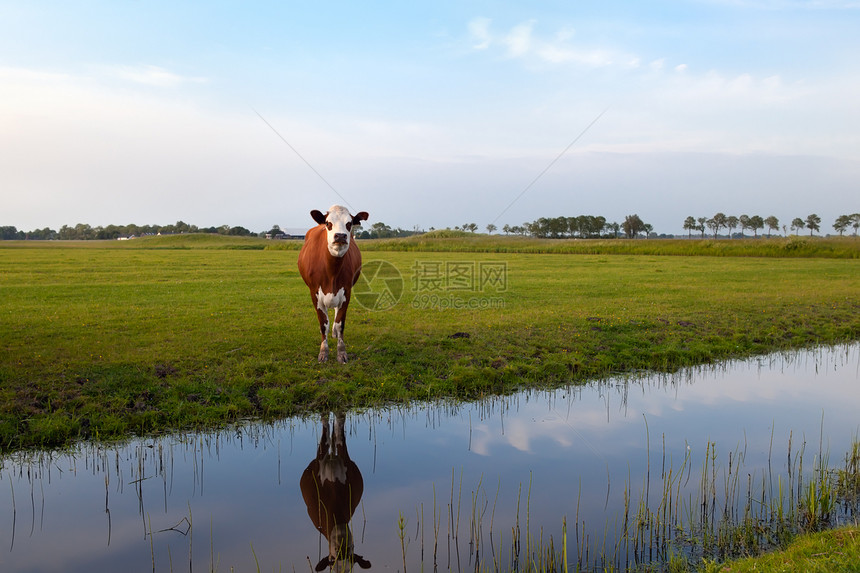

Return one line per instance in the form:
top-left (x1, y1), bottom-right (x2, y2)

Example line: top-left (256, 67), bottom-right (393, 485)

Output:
top-left (318, 350), bottom-right (329, 363)
top-left (337, 351), bottom-right (348, 364)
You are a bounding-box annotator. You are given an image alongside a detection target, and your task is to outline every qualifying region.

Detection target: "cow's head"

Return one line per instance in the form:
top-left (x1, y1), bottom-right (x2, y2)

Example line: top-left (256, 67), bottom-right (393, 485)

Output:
top-left (314, 524), bottom-right (371, 572)
top-left (311, 205), bottom-right (369, 258)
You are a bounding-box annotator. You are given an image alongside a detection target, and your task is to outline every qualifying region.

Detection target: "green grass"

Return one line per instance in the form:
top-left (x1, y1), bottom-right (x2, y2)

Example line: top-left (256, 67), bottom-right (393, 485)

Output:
top-left (365, 233), bottom-right (860, 258)
top-left (703, 526), bottom-right (860, 572)
top-left (1, 235), bottom-right (858, 450)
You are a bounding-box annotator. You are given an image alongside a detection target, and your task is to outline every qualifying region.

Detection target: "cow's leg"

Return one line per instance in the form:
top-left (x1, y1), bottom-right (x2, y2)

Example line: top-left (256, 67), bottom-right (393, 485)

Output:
top-left (333, 302), bottom-right (349, 364)
top-left (317, 307), bottom-right (330, 363)
top-left (312, 293), bottom-right (330, 363)
top-left (318, 412), bottom-right (331, 458)
top-left (333, 412), bottom-right (348, 458)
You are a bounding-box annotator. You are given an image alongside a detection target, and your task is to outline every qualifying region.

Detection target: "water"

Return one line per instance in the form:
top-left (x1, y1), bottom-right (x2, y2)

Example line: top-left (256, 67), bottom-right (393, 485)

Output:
top-left (2, 344), bottom-right (858, 572)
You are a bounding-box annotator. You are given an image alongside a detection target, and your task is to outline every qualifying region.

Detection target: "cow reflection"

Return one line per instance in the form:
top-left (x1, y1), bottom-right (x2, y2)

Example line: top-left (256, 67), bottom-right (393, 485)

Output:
top-left (300, 412), bottom-right (370, 572)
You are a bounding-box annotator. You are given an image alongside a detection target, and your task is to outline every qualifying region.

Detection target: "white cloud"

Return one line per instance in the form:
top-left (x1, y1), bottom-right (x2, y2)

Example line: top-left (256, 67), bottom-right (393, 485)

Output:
top-left (555, 26), bottom-right (576, 42)
top-left (108, 64), bottom-right (207, 87)
top-left (504, 20), bottom-right (535, 57)
top-left (535, 45), bottom-right (614, 66)
top-left (0, 66), bottom-right (71, 84)
top-left (657, 70), bottom-right (805, 108)
top-left (0, 65), bottom-right (291, 230)
top-left (468, 18), bottom-right (625, 68)
top-left (468, 17), bottom-right (491, 50)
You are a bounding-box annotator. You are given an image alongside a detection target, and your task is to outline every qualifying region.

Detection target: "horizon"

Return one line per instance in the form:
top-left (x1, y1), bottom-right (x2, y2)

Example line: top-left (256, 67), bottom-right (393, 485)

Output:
top-left (3, 211), bottom-right (856, 239)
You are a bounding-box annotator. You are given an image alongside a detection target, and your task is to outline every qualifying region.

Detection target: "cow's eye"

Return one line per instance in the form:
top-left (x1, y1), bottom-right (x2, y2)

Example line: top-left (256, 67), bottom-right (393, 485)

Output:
top-left (346, 222), bottom-right (352, 231)
top-left (326, 222), bottom-right (332, 231)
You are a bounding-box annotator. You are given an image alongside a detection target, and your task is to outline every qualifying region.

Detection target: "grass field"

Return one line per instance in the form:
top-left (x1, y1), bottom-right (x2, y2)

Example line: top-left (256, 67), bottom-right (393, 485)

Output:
top-left (704, 526), bottom-right (860, 573)
top-left (1, 235), bottom-right (858, 451)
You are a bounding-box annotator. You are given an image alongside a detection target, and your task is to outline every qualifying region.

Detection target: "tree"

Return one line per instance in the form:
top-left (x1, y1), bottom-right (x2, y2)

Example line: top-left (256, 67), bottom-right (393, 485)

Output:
top-left (370, 222), bottom-right (394, 238)
top-left (567, 215), bottom-right (605, 238)
top-left (791, 217), bottom-right (805, 235)
top-left (749, 215), bottom-right (764, 238)
top-left (606, 222), bottom-right (621, 238)
top-left (764, 216), bottom-right (779, 238)
top-left (592, 216), bottom-right (607, 238)
top-left (710, 212), bottom-right (727, 238)
top-left (726, 216), bottom-right (739, 238)
top-left (833, 215), bottom-right (851, 236)
top-left (463, 223), bottom-right (478, 233)
top-left (683, 216), bottom-right (696, 238)
top-left (851, 213), bottom-right (860, 236)
top-left (696, 217), bottom-right (707, 238)
top-left (738, 215), bottom-right (751, 238)
top-left (705, 217), bottom-right (718, 239)
top-left (58, 224), bottom-right (95, 240)
top-left (174, 220), bottom-right (194, 234)
top-left (22, 227), bottom-right (57, 240)
top-left (523, 221), bottom-right (537, 237)
top-left (502, 224), bottom-right (511, 235)
top-left (805, 213), bottom-right (821, 236)
top-left (622, 214), bottom-right (646, 238)
top-left (96, 225), bottom-right (123, 240)
top-left (486, 223), bottom-right (497, 235)
top-left (0, 226), bottom-right (21, 240)
top-left (547, 218), bottom-right (566, 238)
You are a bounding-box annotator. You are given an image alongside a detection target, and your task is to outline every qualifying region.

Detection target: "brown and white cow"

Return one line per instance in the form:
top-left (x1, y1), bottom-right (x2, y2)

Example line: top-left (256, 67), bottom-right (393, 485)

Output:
top-left (300, 412), bottom-right (370, 572)
top-left (297, 205), bottom-right (369, 363)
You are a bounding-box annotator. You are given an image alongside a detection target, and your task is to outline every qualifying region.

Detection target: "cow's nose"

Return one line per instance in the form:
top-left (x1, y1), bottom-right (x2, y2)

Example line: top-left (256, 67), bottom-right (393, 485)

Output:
top-left (333, 233), bottom-right (348, 244)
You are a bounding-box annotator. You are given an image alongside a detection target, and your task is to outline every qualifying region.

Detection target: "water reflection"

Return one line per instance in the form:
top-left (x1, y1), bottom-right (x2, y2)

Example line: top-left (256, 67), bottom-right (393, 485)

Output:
top-left (301, 412), bottom-right (371, 571)
top-left (0, 344), bottom-right (858, 572)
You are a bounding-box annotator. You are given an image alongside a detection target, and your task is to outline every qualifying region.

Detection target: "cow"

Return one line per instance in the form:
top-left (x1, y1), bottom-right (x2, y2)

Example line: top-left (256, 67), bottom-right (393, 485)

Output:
top-left (297, 205), bottom-right (369, 363)
top-left (300, 412), bottom-right (370, 572)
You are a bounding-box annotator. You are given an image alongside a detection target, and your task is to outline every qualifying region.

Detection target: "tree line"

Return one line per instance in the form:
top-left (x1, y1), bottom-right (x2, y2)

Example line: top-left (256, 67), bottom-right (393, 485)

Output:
top-left (266, 222), bottom-right (420, 239)
top-left (3, 212), bottom-right (858, 242)
top-left (494, 214), bottom-right (651, 239)
top-left (0, 221), bottom-right (421, 241)
top-left (0, 222), bottom-right (254, 241)
top-left (683, 213), bottom-right (860, 239)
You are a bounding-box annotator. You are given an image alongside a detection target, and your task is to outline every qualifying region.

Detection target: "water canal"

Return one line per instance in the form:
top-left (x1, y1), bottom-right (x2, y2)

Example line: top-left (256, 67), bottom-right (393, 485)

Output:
top-left (2, 344), bottom-right (859, 572)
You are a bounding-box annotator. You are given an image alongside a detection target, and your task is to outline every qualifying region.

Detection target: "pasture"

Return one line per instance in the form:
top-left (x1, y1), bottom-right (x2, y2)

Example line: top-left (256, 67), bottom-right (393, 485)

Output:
top-left (1, 235), bottom-right (858, 450)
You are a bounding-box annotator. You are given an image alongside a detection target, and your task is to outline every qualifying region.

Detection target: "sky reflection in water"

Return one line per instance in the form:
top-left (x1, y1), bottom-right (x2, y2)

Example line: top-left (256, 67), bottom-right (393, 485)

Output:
top-left (2, 344), bottom-right (858, 572)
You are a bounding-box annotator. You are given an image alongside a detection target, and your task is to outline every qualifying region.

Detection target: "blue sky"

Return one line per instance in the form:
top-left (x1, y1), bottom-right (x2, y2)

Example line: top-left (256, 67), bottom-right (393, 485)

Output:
top-left (2, 1), bottom-right (858, 235)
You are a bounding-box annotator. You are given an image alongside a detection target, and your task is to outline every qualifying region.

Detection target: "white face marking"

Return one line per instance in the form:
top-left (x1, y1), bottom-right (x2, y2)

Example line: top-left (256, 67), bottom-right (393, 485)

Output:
top-left (328, 525), bottom-right (355, 572)
top-left (318, 458), bottom-right (348, 484)
top-left (323, 205), bottom-right (354, 258)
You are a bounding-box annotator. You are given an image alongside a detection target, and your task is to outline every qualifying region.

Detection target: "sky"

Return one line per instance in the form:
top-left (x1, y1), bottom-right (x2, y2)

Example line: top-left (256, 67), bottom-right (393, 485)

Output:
top-left (2, 0), bottom-right (859, 236)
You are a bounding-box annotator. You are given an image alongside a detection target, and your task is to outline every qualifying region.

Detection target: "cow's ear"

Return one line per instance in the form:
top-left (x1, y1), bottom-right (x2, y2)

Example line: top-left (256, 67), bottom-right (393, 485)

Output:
top-left (352, 211), bottom-right (369, 225)
top-left (354, 555), bottom-right (371, 569)
top-left (311, 210), bottom-right (327, 225)
top-left (314, 557), bottom-right (331, 571)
